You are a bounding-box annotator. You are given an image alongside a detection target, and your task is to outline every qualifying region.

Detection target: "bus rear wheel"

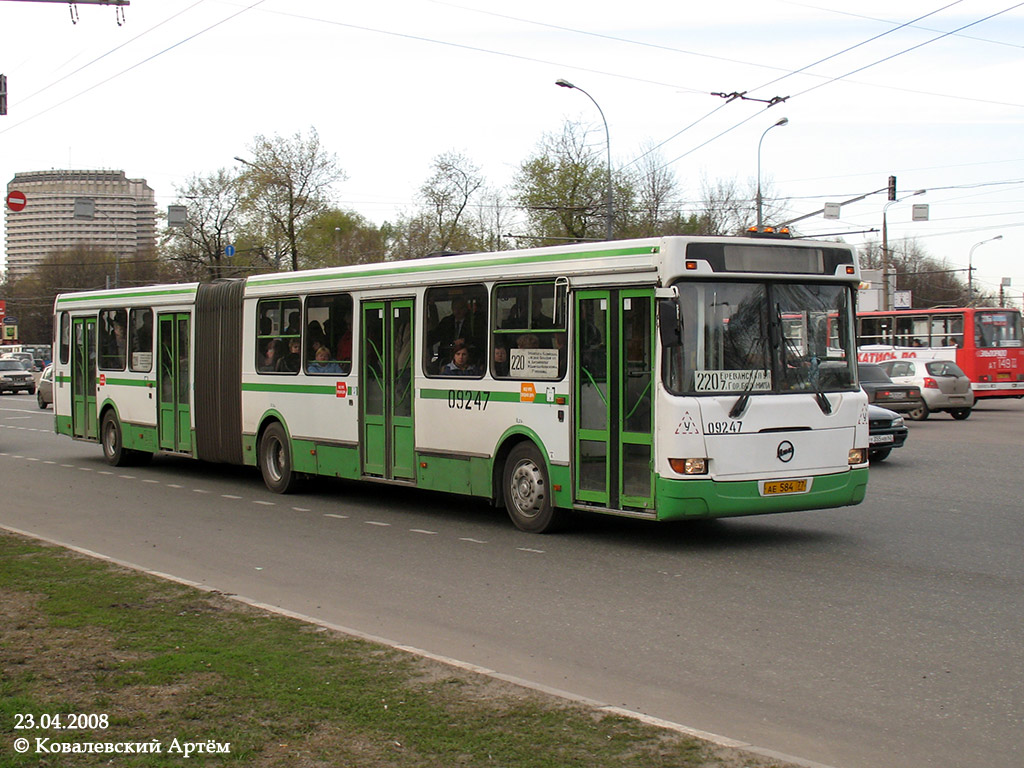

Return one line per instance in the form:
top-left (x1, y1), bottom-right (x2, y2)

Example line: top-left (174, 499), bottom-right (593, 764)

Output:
top-left (259, 422), bottom-right (300, 494)
top-left (503, 442), bottom-right (564, 533)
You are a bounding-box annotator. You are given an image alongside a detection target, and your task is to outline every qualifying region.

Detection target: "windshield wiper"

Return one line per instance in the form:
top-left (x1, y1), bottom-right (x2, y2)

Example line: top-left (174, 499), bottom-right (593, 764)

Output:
top-left (729, 336), bottom-right (768, 419)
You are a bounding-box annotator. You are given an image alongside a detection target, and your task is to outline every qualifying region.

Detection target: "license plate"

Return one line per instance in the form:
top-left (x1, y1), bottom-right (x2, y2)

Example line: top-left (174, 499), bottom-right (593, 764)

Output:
top-left (949, 396), bottom-right (965, 402)
top-left (888, 391), bottom-right (906, 399)
top-left (762, 479), bottom-right (809, 496)
top-left (869, 434), bottom-right (895, 444)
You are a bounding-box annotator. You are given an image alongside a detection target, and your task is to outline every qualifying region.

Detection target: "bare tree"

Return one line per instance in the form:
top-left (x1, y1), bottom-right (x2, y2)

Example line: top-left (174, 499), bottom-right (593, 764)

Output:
top-left (418, 151), bottom-right (485, 254)
top-left (163, 168), bottom-right (244, 281)
top-left (236, 127), bottom-right (346, 271)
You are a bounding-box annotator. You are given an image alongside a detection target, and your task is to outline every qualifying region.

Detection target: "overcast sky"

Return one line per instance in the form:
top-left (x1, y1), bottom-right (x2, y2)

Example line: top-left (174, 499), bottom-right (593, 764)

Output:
top-left (2, 0), bottom-right (1022, 305)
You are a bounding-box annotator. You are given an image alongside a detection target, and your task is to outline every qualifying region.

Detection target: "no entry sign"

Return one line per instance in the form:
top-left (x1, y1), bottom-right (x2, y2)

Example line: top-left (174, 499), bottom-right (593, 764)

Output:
top-left (5, 191), bottom-right (26, 212)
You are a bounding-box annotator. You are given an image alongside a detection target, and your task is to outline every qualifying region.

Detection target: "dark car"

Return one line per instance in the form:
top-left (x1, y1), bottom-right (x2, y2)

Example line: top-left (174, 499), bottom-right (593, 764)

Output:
top-left (858, 363), bottom-right (924, 414)
top-left (868, 404), bottom-right (908, 462)
top-left (0, 359), bottom-right (36, 394)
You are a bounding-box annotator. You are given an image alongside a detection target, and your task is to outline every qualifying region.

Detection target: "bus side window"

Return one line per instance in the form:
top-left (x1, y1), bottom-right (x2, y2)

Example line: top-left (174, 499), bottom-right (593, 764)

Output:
top-left (98, 308), bottom-right (128, 371)
top-left (129, 308), bottom-right (153, 372)
top-left (304, 293), bottom-right (352, 375)
top-left (59, 313), bottom-right (71, 364)
top-left (492, 281), bottom-right (566, 380)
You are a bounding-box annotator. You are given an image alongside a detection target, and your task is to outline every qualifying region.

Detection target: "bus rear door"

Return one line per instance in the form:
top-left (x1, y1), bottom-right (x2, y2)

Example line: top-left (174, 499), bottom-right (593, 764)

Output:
top-left (574, 289), bottom-right (655, 511)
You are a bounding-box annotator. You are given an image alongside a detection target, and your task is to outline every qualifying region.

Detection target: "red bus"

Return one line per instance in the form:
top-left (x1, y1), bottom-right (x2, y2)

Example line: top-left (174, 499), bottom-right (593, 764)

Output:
top-left (857, 307), bottom-right (1024, 399)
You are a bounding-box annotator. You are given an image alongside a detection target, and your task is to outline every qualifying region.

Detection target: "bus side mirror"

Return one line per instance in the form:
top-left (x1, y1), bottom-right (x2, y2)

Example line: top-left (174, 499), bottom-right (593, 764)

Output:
top-left (658, 299), bottom-right (682, 349)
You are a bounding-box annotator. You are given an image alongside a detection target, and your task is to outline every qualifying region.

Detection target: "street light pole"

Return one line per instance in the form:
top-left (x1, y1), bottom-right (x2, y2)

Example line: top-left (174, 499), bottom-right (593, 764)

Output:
top-left (968, 235), bottom-right (1003, 305)
top-left (555, 78), bottom-right (613, 240)
top-left (756, 117), bottom-right (788, 231)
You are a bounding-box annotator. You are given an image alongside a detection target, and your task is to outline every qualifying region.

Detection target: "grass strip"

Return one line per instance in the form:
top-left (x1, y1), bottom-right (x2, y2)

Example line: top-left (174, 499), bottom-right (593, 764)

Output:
top-left (0, 532), bottom-right (786, 767)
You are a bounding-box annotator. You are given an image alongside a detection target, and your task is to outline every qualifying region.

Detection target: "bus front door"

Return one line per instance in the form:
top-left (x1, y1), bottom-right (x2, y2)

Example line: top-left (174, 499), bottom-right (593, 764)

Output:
top-left (360, 300), bottom-right (415, 481)
top-left (71, 316), bottom-right (98, 440)
top-left (574, 289), bottom-right (654, 511)
top-left (157, 313), bottom-right (192, 453)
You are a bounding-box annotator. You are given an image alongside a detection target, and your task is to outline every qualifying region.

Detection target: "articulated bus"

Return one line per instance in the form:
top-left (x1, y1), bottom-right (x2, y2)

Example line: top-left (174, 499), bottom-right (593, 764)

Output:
top-left (858, 307), bottom-right (1024, 398)
top-left (52, 236), bottom-right (869, 532)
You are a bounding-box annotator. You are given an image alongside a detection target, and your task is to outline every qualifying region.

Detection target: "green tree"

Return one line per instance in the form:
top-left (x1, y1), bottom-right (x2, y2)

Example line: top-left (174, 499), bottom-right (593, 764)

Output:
top-left (512, 120), bottom-right (612, 243)
top-left (300, 208), bottom-right (388, 267)
top-left (236, 127), bottom-right (345, 271)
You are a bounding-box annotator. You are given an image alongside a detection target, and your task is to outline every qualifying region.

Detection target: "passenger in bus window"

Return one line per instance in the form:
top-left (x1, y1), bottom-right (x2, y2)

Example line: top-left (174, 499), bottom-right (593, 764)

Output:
top-left (492, 344), bottom-right (509, 377)
top-left (442, 342), bottom-right (479, 376)
top-left (307, 346), bottom-right (343, 374)
top-left (278, 338), bottom-right (301, 372)
top-left (260, 339), bottom-right (286, 372)
top-left (284, 311), bottom-right (301, 337)
top-left (335, 319), bottom-right (353, 362)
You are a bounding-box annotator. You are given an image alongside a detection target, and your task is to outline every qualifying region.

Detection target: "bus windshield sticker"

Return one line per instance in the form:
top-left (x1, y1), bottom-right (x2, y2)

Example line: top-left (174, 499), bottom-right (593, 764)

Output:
top-left (693, 370), bottom-right (772, 393)
top-left (510, 347), bottom-right (559, 379)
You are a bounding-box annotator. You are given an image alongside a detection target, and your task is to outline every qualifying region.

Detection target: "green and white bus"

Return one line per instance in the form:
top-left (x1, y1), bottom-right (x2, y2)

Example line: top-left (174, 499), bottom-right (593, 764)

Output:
top-left (52, 235), bottom-right (869, 532)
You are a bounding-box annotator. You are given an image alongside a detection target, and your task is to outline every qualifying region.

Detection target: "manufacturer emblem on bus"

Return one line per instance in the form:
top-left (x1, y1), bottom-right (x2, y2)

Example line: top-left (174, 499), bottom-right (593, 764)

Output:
top-left (777, 441), bottom-right (794, 463)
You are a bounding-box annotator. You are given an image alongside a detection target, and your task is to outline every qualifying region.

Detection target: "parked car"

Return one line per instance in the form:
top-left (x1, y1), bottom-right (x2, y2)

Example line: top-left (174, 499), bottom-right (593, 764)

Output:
top-left (878, 358), bottom-right (975, 420)
top-left (868, 404), bottom-right (908, 462)
top-left (858, 363), bottom-right (924, 414)
top-left (37, 364), bottom-right (54, 409)
top-left (0, 359), bottom-right (36, 394)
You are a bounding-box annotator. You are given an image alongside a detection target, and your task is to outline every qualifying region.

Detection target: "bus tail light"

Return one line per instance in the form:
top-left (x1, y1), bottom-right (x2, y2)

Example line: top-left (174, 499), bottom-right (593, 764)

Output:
top-left (669, 458), bottom-right (708, 475)
top-left (849, 448), bottom-right (867, 465)
top-left (922, 377), bottom-right (939, 389)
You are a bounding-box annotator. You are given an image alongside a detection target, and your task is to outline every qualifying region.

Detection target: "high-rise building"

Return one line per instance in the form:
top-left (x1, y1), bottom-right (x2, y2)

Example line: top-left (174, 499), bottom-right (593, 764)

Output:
top-left (4, 170), bottom-right (157, 281)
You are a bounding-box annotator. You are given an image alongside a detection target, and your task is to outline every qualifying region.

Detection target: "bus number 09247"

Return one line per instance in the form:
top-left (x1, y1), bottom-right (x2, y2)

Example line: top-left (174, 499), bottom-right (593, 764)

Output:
top-left (448, 390), bottom-right (490, 411)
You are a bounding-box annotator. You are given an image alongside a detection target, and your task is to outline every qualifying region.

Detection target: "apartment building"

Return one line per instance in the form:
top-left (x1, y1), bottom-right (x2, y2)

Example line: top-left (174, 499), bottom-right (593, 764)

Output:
top-left (4, 169), bottom-right (157, 281)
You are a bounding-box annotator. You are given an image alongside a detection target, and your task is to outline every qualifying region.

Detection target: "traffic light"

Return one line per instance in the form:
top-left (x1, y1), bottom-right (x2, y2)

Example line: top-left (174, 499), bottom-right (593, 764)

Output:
top-left (888, 175), bottom-right (897, 201)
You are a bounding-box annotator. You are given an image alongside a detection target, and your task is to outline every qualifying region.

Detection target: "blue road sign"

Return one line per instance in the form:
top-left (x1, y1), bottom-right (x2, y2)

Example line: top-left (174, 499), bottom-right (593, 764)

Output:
top-left (225, 245), bottom-right (236, 257)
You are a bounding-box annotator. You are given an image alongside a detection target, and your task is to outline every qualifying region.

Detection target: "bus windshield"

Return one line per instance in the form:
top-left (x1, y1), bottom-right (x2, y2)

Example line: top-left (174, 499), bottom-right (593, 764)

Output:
top-left (663, 281), bottom-right (857, 395)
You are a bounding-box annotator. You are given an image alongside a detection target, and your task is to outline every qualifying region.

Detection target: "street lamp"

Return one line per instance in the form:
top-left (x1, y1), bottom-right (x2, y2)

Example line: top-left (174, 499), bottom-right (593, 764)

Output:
top-left (755, 117), bottom-right (788, 231)
top-left (556, 78), bottom-right (613, 240)
top-left (968, 235), bottom-right (1003, 305)
top-left (881, 189), bottom-right (926, 310)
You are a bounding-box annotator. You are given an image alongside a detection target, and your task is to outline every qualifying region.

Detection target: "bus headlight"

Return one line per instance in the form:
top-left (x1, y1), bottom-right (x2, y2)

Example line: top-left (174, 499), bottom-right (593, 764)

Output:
top-left (849, 448), bottom-right (867, 465)
top-left (669, 458), bottom-right (708, 475)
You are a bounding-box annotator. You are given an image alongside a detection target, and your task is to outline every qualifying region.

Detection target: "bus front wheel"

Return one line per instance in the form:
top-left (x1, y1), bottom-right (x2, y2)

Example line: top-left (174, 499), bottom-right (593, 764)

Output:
top-left (503, 442), bottom-right (564, 533)
top-left (259, 422), bottom-right (300, 494)
top-left (101, 412), bottom-right (129, 466)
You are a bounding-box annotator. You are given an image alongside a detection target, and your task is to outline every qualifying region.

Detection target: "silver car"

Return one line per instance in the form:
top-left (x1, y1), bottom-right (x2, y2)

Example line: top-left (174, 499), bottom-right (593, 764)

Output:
top-left (878, 358), bottom-right (974, 420)
top-left (37, 364), bottom-right (54, 409)
top-left (0, 359), bottom-right (36, 395)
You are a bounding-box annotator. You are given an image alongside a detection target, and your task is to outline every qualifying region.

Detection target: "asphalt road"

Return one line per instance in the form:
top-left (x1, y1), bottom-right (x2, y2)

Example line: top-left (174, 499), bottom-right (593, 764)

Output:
top-left (3, 394), bottom-right (1022, 768)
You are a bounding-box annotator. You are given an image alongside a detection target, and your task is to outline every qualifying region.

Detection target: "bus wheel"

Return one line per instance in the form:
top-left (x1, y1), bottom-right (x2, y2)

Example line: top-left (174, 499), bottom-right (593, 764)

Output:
top-left (259, 422), bottom-right (299, 494)
top-left (950, 408), bottom-right (971, 420)
top-left (101, 411), bottom-right (130, 467)
top-left (907, 403), bottom-right (929, 421)
top-left (503, 442), bottom-right (563, 533)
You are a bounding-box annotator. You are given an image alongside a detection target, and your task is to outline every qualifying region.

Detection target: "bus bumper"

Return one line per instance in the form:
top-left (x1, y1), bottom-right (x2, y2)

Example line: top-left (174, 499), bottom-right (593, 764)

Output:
top-left (654, 467), bottom-right (869, 521)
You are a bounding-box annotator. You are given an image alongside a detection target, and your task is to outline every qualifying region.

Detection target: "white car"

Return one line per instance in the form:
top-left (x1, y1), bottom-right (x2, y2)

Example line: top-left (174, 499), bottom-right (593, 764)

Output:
top-left (878, 358), bottom-right (975, 420)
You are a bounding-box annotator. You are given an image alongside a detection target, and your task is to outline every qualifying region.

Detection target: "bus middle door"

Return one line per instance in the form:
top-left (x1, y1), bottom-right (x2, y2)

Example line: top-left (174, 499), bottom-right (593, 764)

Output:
top-left (574, 289), bottom-right (654, 511)
top-left (157, 313), bottom-right (192, 453)
top-left (360, 299), bottom-right (415, 481)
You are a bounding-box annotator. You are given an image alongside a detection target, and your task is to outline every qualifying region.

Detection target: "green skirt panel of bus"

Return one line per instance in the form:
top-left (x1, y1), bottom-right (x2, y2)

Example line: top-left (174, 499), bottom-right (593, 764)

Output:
top-left (654, 467), bottom-right (869, 520)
